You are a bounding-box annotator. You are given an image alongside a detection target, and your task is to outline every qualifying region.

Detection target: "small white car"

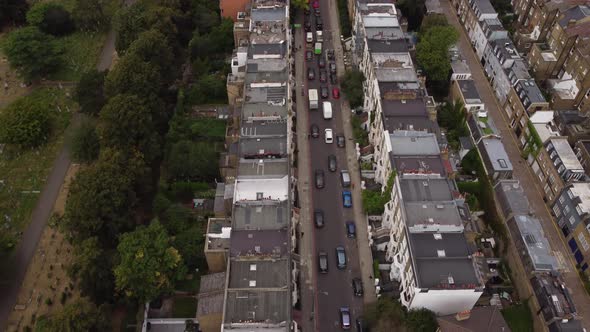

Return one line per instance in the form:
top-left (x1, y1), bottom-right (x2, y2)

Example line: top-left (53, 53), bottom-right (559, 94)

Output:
top-left (324, 128), bottom-right (333, 144)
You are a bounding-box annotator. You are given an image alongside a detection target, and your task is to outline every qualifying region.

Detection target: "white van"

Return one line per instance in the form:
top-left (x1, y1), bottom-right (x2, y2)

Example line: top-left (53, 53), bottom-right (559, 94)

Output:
top-left (322, 101), bottom-right (332, 119)
top-left (316, 30), bottom-right (323, 42)
top-left (340, 170), bottom-right (351, 187)
top-left (324, 129), bottom-right (333, 144)
top-left (306, 32), bottom-right (313, 43)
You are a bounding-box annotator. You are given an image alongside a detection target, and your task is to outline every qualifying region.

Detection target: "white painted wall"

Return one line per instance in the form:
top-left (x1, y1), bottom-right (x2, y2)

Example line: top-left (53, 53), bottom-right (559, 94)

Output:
top-left (408, 288), bottom-right (483, 316)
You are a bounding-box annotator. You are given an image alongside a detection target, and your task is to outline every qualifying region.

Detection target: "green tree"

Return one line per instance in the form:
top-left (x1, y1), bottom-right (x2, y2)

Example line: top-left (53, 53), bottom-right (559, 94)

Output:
top-left (416, 25), bottom-right (458, 82)
top-left (161, 204), bottom-right (193, 235)
top-left (438, 99), bottom-right (468, 148)
top-left (72, 0), bottom-right (108, 31)
top-left (192, 1), bottom-right (219, 33)
top-left (75, 69), bottom-right (107, 116)
top-left (0, 92), bottom-right (51, 147)
top-left (0, 0), bottom-right (28, 27)
top-left (174, 225), bottom-right (205, 270)
top-left (291, 0), bottom-right (309, 9)
top-left (2, 26), bottom-right (63, 81)
top-left (126, 29), bottom-right (175, 85)
top-left (363, 297), bottom-right (407, 332)
top-left (186, 74), bottom-right (227, 105)
top-left (166, 140), bottom-right (220, 182)
top-left (26, 2), bottom-right (74, 36)
top-left (97, 94), bottom-right (162, 161)
top-left (62, 149), bottom-right (146, 246)
top-left (68, 237), bottom-right (115, 304)
top-left (419, 13), bottom-right (448, 33)
top-left (113, 2), bottom-right (148, 54)
top-left (406, 309), bottom-right (438, 332)
top-left (189, 18), bottom-right (234, 60)
top-left (104, 53), bottom-right (162, 99)
top-left (341, 70), bottom-right (366, 109)
top-left (114, 220), bottom-right (184, 302)
top-left (34, 297), bottom-right (111, 332)
top-left (70, 120), bottom-right (100, 163)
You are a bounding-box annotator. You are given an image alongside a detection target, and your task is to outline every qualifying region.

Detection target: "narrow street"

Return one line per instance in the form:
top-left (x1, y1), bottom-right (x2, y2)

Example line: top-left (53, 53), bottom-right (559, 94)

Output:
top-left (441, 0), bottom-right (590, 327)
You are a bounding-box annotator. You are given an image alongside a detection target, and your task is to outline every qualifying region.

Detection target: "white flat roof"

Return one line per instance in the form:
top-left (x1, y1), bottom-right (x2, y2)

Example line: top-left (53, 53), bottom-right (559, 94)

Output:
top-left (233, 176), bottom-right (289, 203)
top-left (363, 16), bottom-right (399, 28)
top-left (529, 111), bottom-right (555, 124)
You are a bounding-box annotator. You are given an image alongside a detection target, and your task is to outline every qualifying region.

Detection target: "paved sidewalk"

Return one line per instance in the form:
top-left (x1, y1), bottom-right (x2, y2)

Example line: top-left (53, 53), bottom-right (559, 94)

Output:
top-left (441, 0), bottom-right (590, 327)
top-left (327, 0), bottom-right (377, 305)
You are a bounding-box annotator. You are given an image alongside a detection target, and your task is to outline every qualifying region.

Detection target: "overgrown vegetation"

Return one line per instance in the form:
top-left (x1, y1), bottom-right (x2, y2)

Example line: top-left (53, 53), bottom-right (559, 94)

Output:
top-left (364, 297), bottom-right (438, 332)
top-left (501, 300), bottom-right (534, 332)
top-left (522, 120), bottom-right (542, 159)
top-left (336, 0), bottom-right (352, 38)
top-left (352, 115), bottom-right (369, 147)
top-left (341, 69), bottom-right (365, 109)
top-left (490, 0), bottom-right (515, 35)
top-left (396, 0), bottom-right (426, 31)
top-left (416, 15), bottom-right (458, 99)
top-left (437, 99), bottom-right (469, 150)
top-left (362, 172), bottom-right (396, 215)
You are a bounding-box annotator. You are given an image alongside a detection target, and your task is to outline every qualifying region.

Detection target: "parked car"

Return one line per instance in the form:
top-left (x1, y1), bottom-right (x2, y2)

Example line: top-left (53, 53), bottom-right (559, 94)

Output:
top-left (320, 86), bottom-right (329, 99)
top-left (328, 154), bottom-right (337, 172)
top-left (340, 307), bottom-right (351, 330)
top-left (318, 56), bottom-right (326, 68)
top-left (311, 124), bottom-right (320, 138)
top-left (327, 49), bottom-right (335, 60)
top-left (314, 209), bottom-right (325, 228)
top-left (336, 246), bottom-right (347, 269)
top-left (315, 169), bottom-right (325, 189)
top-left (332, 87), bottom-right (340, 99)
top-left (319, 70), bottom-right (327, 82)
top-left (306, 50), bottom-right (313, 61)
top-left (342, 191), bottom-right (352, 207)
top-left (308, 68), bottom-right (315, 80)
top-left (316, 17), bottom-right (323, 29)
top-left (346, 221), bottom-right (356, 238)
top-left (352, 278), bottom-right (363, 296)
top-left (304, 19), bottom-right (311, 31)
top-left (312, 0), bottom-right (319, 8)
top-left (330, 73), bottom-right (337, 84)
top-left (324, 128), bottom-right (333, 144)
top-left (336, 135), bottom-right (345, 147)
top-left (329, 62), bottom-right (337, 73)
top-left (318, 252), bottom-right (328, 273)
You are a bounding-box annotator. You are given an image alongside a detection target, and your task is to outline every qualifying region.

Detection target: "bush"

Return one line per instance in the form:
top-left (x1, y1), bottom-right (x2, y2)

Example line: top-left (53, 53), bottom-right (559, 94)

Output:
top-left (26, 2), bottom-right (74, 36)
top-left (70, 121), bottom-right (100, 163)
top-left (336, 0), bottom-right (351, 38)
top-left (341, 70), bottom-right (365, 109)
top-left (0, 92), bottom-right (51, 147)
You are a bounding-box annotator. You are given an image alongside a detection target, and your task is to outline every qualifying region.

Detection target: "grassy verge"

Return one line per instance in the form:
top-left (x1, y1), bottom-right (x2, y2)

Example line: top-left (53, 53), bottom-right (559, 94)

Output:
top-left (501, 300), bottom-right (534, 332)
top-left (0, 88), bottom-right (75, 251)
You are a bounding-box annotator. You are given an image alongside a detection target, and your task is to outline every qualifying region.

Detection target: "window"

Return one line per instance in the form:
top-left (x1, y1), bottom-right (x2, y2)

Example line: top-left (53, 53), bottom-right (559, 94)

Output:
top-left (576, 205), bottom-right (584, 216)
top-left (578, 233), bottom-right (590, 252)
top-left (250, 264), bottom-right (257, 271)
top-left (559, 195), bottom-right (566, 204)
top-left (553, 205), bottom-right (561, 217)
top-left (569, 215), bottom-right (576, 225)
top-left (564, 205), bottom-right (571, 215)
top-left (568, 189), bottom-right (575, 199)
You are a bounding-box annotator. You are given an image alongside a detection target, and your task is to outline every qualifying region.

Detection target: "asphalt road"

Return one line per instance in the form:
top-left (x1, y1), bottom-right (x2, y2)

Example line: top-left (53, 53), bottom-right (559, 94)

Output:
top-left (299, 3), bottom-right (365, 330)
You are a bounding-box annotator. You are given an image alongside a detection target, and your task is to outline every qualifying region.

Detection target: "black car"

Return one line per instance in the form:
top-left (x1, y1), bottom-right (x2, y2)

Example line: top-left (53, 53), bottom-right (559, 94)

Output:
top-left (315, 169), bottom-right (325, 189)
top-left (308, 68), bottom-right (315, 80)
top-left (327, 49), bottom-right (335, 60)
top-left (337, 135), bottom-right (345, 147)
top-left (311, 124), bottom-right (320, 138)
top-left (314, 209), bottom-right (325, 228)
top-left (314, 7), bottom-right (320, 16)
top-left (352, 278), bottom-right (363, 296)
top-left (329, 62), bottom-right (336, 73)
top-left (328, 154), bottom-right (337, 172)
top-left (318, 56), bottom-right (326, 68)
top-left (320, 86), bottom-right (329, 99)
top-left (306, 50), bottom-right (313, 61)
top-left (304, 20), bottom-right (311, 31)
top-left (346, 221), bottom-right (356, 238)
top-left (319, 70), bottom-right (327, 82)
top-left (316, 17), bottom-right (323, 29)
top-left (318, 252), bottom-right (328, 273)
top-left (329, 73), bottom-right (337, 84)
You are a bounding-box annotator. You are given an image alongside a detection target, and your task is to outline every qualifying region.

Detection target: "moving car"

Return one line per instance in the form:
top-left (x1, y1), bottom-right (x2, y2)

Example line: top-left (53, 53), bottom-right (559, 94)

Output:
top-left (352, 278), bottom-right (363, 296)
top-left (328, 154), bottom-right (337, 172)
top-left (342, 190), bottom-right (352, 207)
top-left (340, 170), bottom-right (351, 187)
top-left (304, 19), bottom-right (311, 31)
top-left (311, 124), bottom-right (319, 138)
top-left (308, 68), bottom-right (315, 80)
top-left (315, 169), bottom-right (325, 189)
top-left (306, 50), bottom-right (313, 61)
top-left (318, 56), bottom-right (326, 68)
top-left (345, 221), bottom-right (356, 238)
top-left (319, 70), bottom-right (327, 82)
top-left (336, 135), bottom-right (345, 147)
top-left (314, 209), bottom-right (325, 228)
top-left (332, 87), bottom-right (340, 99)
top-left (330, 73), bottom-right (337, 84)
top-left (327, 49), bottom-right (335, 60)
top-left (340, 307), bottom-right (351, 330)
top-left (324, 128), bottom-right (333, 144)
top-left (320, 86), bottom-right (329, 99)
top-left (316, 17), bottom-right (323, 29)
top-left (336, 246), bottom-right (347, 269)
top-left (329, 62), bottom-right (337, 73)
top-left (318, 252), bottom-right (328, 273)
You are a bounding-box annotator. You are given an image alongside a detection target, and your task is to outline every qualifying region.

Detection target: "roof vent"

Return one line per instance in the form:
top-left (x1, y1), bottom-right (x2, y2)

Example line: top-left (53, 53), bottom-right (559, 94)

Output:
top-left (436, 204), bottom-right (444, 209)
top-left (448, 275), bottom-right (455, 284)
top-left (434, 233), bottom-right (443, 240)
top-left (249, 280), bottom-right (257, 287)
top-left (437, 250), bottom-right (446, 257)
top-left (250, 264), bottom-right (257, 271)
top-left (428, 218), bottom-right (435, 223)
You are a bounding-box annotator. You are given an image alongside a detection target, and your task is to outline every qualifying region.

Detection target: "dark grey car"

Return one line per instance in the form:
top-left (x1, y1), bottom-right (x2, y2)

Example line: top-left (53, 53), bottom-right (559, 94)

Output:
top-left (336, 246), bottom-right (346, 269)
top-left (314, 209), bottom-right (325, 228)
top-left (328, 154), bottom-right (337, 172)
top-left (315, 169), bottom-right (325, 189)
top-left (311, 124), bottom-right (320, 138)
top-left (319, 252), bottom-right (328, 273)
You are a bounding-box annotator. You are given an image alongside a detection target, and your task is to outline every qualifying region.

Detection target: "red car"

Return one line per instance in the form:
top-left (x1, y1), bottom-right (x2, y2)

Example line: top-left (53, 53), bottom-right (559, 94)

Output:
top-left (332, 87), bottom-right (340, 99)
top-left (312, 1), bottom-right (319, 8)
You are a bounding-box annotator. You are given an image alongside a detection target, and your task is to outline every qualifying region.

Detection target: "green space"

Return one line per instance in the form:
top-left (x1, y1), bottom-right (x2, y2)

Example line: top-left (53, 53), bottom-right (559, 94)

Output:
top-left (336, 0), bottom-right (352, 38)
top-left (352, 115), bottom-right (369, 147)
top-left (172, 297), bottom-right (198, 318)
top-left (501, 301), bottom-right (534, 332)
top-left (0, 87), bottom-right (75, 252)
top-left (362, 172), bottom-right (395, 215)
top-left (478, 116), bottom-right (494, 135)
top-left (49, 31), bottom-right (107, 81)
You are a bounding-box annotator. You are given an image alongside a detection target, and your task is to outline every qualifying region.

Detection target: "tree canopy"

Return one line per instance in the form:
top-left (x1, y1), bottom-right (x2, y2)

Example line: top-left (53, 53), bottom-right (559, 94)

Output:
top-left (68, 237), bottom-right (115, 305)
top-left (70, 120), bottom-right (100, 163)
top-left (0, 0), bottom-right (28, 27)
top-left (34, 297), bottom-right (110, 332)
top-left (166, 140), bottom-right (220, 182)
top-left (75, 70), bottom-right (107, 116)
top-left (104, 53), bottom-right (162, 99)
top-left (0, 91), bottom-right (51, 147)
top-left (72, 0), bottom-right (108, 31)
top-left (2, 26), bottom-right (63, 81)
top-left (341, 70), bottom-right (366, 109)
top-left (26, 2), bottom-right (74, 36)
top-left (114, 220), bottom-right (184, 302)
top-left (363, 298), bottom-right (438, 332)
top-left (126, 29), bottom-right (175, 85)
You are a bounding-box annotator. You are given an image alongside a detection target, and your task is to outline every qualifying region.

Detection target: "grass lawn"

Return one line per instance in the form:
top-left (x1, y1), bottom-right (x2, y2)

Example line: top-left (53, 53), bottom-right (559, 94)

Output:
top-left (501, 301), bottom-right (534, 332)
top-left (190, 118), bottom-right (227, 141)
top-left (0, 88), bottom-right (75, 252)
top-left (172, 297), bottom-right (198, 318)
top-left (49, 31), bottom-right (108, 81)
